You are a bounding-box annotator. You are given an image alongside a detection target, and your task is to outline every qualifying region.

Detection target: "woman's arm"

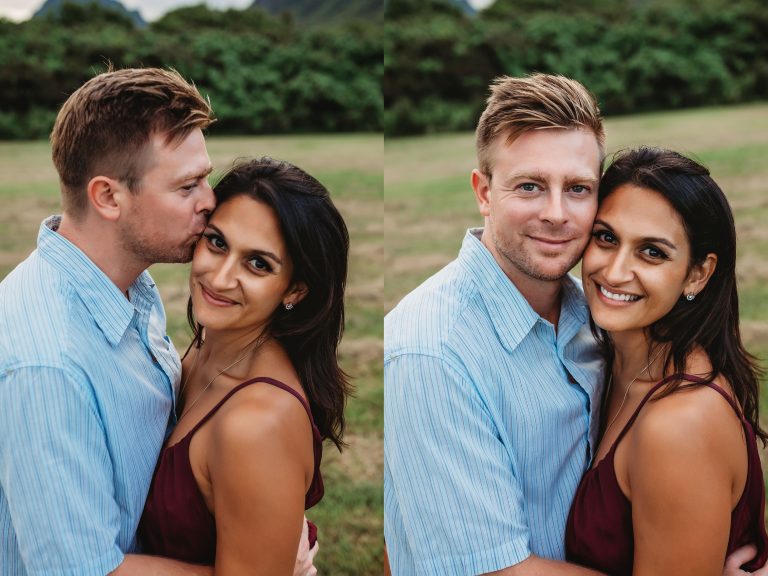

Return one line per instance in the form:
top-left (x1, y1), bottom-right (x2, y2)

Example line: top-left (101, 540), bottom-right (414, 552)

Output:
top-left (208, 389), bottom-right (314, 575)
top-left (627, 389), bottom-right (744, 576)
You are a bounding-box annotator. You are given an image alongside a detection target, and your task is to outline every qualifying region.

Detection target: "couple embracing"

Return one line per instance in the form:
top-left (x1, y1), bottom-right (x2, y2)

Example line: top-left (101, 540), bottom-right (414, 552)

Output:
top-left (385, 74), bottom-right (768, 575)
top-left (0, 68), bottom-right (351, 575)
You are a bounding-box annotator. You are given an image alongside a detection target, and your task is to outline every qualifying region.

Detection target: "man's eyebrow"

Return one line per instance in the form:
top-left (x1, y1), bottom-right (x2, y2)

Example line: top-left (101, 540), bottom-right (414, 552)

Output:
top-left (176, 165), bottom-right (213, 184)
top-left (206, 223), bottom-right (284, 265)
top-left (564, 175), bottom-right (599, 186)
top-left (500, 171), bottom-right (598, 187)
top-left (593, 219), bottom-right (678, 250)
top-left (501, 171), bottom-right (548, 185)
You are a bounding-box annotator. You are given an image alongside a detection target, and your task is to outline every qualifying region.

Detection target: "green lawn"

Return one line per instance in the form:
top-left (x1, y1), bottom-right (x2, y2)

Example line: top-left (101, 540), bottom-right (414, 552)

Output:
top-left (385, 102), bottom-right (768, 509)
top-left (0, 134), bottom-right (384, 575)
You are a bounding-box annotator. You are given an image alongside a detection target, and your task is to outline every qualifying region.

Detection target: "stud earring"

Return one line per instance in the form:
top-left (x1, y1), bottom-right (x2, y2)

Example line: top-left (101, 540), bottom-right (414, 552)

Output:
top-left (686, 293), bottom-right (695, 301)
top-left (284, 302), bottom-right (294, 310)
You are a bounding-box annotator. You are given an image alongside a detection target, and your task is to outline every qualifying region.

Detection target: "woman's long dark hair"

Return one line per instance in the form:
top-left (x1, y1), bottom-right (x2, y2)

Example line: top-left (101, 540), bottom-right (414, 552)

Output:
top-left (593, 147), bottom-right (766, 443)
top-left (187, 157), bottom-right (351, 449)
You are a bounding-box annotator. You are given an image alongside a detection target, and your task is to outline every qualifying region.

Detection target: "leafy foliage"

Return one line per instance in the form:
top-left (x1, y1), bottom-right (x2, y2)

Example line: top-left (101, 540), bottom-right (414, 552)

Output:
top-left (0, 4), bottom-right (382, 139)
top-left (385, 0), bottom-right (768, 134)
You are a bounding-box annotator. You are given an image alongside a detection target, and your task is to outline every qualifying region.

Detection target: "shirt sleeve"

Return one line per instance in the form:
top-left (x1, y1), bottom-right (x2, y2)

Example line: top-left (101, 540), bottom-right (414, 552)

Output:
top-left (0, 365), bottom-right (124, 576)
top-left (385, 352), bottom-right (532, 575)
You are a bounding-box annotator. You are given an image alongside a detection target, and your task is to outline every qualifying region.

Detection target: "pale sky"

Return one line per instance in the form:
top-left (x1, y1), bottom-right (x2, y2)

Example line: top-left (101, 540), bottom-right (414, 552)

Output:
top-left (0, 0), bottom-right (496, 23)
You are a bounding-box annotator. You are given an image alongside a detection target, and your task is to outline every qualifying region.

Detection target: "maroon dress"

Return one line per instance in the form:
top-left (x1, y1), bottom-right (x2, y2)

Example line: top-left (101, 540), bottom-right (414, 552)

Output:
top-left (565, 374), bottom-right (768, 575)
top-left (138, 377), bottom-right (324, 564)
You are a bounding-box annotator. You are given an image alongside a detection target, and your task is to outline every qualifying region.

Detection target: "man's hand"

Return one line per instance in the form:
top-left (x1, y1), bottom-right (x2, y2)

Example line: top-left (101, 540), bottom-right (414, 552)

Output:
top-left (724, 544), bottom-right (768, 576)
top-left (294, 516), bottom-right (318, 576)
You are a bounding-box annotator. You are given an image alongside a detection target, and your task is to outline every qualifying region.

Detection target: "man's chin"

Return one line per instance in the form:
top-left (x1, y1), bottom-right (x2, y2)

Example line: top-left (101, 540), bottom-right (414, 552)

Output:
top-left (528, 258), bottom-right (582, 282)
top-left (153, 246), bottom-right (195, 265)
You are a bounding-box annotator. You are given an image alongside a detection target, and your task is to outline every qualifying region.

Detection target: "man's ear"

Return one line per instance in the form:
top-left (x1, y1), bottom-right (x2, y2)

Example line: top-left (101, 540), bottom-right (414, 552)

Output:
top-left (87, 175), bottom-right (126, 221)
top-left (683, 253), bottom-right (717, 299)
top-left (283, 281), bottom-right (309, 309)
top-left (471, 169), bottom-right (491, 217)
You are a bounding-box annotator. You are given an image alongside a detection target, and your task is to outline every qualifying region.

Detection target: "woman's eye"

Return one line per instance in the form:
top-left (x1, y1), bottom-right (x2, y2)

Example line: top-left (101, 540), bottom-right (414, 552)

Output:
top-left (593, 229), bottom-right (616, 244)
top-left (248, 257), bottom-right (271, 272)
top-left (204, 233), bottom-right (226, 250)
top-left (641, 245), bottom-right (668, 260)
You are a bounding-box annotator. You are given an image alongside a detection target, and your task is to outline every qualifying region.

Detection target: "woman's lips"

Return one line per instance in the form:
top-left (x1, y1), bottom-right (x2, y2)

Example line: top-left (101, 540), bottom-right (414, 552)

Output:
top-left (595, 282), bottom-right (642, 304)
top-left (200, 284), bottom-right (238, 307)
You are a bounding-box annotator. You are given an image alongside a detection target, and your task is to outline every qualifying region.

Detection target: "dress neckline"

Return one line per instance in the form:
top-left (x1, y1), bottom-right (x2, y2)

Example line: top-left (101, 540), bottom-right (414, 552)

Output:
top-left (591, 373), bottom-right (717, 471)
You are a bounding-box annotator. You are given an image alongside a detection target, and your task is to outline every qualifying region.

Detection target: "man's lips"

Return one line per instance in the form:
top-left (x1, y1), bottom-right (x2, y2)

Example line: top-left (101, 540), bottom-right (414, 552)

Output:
top-left (529, 235), bottom-right (574, 246)
top-left (200, 284), bottom-right (238, 306)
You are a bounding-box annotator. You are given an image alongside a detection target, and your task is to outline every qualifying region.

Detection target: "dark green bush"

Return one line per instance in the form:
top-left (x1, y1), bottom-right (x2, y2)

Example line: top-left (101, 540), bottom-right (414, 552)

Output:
top-left (384, 0), bottom-right (768, 135)
top-left (0, 5), bottom-right (382, 139)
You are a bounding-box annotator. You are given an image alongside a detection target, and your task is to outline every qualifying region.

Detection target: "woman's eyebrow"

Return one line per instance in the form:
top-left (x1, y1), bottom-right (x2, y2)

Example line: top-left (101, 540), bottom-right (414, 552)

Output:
top-left (593, 219), bottom-right (678, 250)
top-left (206, 223), bottom-right (283, 265)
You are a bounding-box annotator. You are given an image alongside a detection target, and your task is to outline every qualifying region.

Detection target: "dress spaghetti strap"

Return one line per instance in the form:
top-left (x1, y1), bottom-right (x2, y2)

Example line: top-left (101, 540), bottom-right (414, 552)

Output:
top-left (139, 375), bottom-right (325, 564)
top-left (185, 376), bottom-right (317, 438)
top-left (610, 373), bottom-right (738, 449)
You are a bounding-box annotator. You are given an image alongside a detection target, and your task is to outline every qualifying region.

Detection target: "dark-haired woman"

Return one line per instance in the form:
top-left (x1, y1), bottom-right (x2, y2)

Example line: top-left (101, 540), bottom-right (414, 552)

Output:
top-left (138, 157), bottom-right (351, 574)
top-left (565, 147), bottom-right (768, 575)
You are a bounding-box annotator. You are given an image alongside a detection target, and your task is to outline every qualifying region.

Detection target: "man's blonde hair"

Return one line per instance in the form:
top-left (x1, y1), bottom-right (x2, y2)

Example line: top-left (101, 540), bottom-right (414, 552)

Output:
top-left (51, 67), bottom-right (215, 218)
top-left (475, 73), bottom-right (605, 176)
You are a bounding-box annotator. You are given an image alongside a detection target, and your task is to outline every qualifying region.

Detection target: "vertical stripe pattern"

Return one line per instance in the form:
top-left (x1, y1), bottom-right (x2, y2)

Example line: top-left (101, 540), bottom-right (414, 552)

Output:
top-left (0, 217), bottom-right (181, 576)
top-left (384, 229), bottom-right (604, 575)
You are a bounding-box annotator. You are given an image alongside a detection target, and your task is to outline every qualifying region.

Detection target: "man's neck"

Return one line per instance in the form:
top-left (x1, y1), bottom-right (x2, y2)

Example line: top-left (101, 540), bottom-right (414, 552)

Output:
top-left (56, 213), bottom-right (146, 295)
top-left (478, 230), bottom-right (565, 327)
top-left (511, 271), bottom-right (563, 327)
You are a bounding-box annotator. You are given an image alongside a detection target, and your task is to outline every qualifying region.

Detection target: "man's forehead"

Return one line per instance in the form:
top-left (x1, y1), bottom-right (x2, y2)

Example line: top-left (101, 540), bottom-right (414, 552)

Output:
top-left (137, 129), bottom-right (212, 180)
top-left (489, 132), bottom-right (601, 179)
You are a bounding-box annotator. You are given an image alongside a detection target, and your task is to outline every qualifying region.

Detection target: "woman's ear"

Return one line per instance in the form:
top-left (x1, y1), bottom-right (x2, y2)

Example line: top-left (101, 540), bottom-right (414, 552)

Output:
top-left (283, 282), bottom-right (309, 309)
top-left (683, 253), bottom-right (717, 299)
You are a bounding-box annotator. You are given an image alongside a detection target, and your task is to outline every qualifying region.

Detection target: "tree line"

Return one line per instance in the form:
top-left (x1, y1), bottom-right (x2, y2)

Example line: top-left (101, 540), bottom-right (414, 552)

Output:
top-left (0, 3), bottom-right (382, 139)
top-left (385, 0), bottom-right (768, 135)
top-left (4, 0), bottom-right (768, 139)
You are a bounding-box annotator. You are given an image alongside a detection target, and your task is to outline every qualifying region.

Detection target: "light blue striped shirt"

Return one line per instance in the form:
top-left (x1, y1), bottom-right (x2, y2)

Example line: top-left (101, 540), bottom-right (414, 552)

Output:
top-left (384, 229), bottom-right (604, 575)
top-left (0, 217), bottom-right (181, 576)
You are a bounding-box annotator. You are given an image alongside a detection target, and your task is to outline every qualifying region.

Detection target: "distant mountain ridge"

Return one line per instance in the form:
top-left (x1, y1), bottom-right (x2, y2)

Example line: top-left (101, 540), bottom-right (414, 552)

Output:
top-left (451, 0), bottom-right (476, 14)
top-left (33, 0), bottom-right (145, 25)
top-left (250, 0), bottom-right (383, 24)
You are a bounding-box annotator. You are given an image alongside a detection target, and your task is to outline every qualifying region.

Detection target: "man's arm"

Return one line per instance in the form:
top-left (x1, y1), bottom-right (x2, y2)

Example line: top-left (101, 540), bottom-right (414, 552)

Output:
top-left (485, 556), bottom-right (604, 575)
top-left (0, 366), bottom-right (126, 575)
top-left (385, 353), bottom-right (532, 574)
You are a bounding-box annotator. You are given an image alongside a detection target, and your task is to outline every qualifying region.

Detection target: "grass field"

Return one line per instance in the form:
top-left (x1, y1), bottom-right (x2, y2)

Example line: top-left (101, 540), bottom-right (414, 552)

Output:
top-left (385, 102), bottom-right (768, 509)
top-left (0, 134), bottom-right (383, 574)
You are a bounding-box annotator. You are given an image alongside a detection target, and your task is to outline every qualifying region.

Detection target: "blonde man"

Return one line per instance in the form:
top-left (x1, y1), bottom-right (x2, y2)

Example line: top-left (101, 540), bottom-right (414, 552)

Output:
top-left (385, 73), bottom-right (605, 575)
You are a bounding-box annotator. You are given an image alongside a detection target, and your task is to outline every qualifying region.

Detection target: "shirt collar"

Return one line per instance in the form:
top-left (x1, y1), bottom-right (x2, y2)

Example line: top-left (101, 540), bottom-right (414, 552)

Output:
top-left (37, 216), bottom-right (157, 346)
top-left (457, 228), bottom-right (589, 351)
